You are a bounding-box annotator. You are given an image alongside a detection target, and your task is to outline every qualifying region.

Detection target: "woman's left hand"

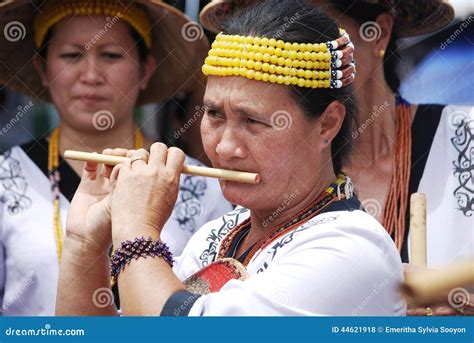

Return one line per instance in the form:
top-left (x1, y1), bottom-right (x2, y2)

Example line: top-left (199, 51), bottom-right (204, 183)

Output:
top-left (110, 143), bottom-right (185, 245)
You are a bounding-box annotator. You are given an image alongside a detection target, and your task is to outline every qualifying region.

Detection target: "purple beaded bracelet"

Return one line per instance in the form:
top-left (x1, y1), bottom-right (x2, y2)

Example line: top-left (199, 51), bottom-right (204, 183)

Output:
top-left (110, 237), bottom-right (174, 282)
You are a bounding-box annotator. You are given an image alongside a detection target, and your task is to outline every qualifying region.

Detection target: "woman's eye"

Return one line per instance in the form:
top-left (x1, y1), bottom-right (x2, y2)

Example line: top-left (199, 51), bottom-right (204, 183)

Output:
top-left (206, 109), bottom-right (220, 118)
top-left (60, 52), bottom-right (82, 60)
top-left (246, 118), bottom-right (259, 124)
top-left (102, 52), bottom-right (123, 60)
top-left (246, 117), bottom-right (267, 126)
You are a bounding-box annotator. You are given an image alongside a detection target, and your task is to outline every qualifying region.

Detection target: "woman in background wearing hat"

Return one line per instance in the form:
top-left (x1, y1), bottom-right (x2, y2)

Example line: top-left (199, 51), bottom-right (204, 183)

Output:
top-left (200, 0), bottom-right (473, 316)
top-left (0, 0), bottom-right (232, 316)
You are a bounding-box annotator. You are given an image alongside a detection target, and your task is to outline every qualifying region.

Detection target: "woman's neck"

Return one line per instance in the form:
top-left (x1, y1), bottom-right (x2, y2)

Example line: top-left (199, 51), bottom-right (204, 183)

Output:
top-left (351, 81), bottom-right (397, 165)
top-left (247, 168), bottom-right (337, 244)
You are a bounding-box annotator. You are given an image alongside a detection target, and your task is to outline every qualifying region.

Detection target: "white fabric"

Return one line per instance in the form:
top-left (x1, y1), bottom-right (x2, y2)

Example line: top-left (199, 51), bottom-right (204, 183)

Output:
top-left (413, 105), bottom-right (474, 268)
top-left (0, 146), bottom-right (232, 316)
top-left (174, 207), bottom-right (406, 316)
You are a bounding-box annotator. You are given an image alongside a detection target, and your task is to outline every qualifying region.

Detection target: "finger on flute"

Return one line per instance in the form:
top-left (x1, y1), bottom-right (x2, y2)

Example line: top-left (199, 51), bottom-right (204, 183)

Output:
top-left (64, 150), bottom-right (260, 184)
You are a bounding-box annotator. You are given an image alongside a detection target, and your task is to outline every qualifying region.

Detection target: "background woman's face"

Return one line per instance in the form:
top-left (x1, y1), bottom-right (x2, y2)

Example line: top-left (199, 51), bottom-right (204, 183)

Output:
top-left (38, 15), bottom-right (148, 131)
top-left (201, 76), bottom-right (328, 212)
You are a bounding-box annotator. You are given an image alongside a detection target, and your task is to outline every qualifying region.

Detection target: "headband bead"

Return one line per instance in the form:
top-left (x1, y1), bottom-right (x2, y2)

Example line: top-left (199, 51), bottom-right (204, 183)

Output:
top-left (203, 29), bottom-right (355, 89)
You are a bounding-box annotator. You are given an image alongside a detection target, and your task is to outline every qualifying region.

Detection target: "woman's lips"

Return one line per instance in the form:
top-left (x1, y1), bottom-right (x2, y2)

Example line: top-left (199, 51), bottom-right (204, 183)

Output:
top-left (76, 95), bottom-right (107, 106)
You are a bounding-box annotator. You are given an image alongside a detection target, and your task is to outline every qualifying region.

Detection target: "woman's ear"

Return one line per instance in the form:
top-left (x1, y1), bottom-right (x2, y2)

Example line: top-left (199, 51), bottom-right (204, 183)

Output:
top-left (374, 12), bottom-right (394, 56)
top-left (33, 53), bottom-right (49, 87)
top-left (139, 55), bottom-right (157, 90)
top-left (318, 100), bottom-right (346, 146)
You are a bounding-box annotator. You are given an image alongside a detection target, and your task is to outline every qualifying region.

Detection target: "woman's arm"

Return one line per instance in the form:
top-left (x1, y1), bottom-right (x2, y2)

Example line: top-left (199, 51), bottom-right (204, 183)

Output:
top-left (109, 144), bottom-right (188, 315)
top-left (56, 234), bottom-right (117, 316)
top-left (116, 238), bottom-right (185, 316)
top-left (56, 149), bottom-right (129, 316)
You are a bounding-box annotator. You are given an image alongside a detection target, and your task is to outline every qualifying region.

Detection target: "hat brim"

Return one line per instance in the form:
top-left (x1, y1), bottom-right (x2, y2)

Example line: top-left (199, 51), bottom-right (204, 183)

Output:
top-left (199, 0), bottom-right (455, 38)
top-left (0, 0), bottom-right (209, 105)
top-left (200, 0), bottom-right (233, 34)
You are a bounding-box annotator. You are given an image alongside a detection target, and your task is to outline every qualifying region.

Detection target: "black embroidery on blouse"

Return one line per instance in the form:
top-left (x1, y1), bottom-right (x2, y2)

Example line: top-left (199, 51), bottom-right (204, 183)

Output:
top-left (451, 118), bottom-right (473, 217)
top-left (199, 207), bottom-right (249, 267)
top-left (255, 216), bottom-right (339, 273)
top-left (0, 150), bottom-right (32, 215)
top-left (174, 175), bottom-right (208, 233)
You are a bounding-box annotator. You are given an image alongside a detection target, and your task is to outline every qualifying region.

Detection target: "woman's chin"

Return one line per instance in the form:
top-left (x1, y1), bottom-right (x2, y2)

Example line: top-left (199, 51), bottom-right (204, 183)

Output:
top-left (220, 180), bottom-right (262, 209)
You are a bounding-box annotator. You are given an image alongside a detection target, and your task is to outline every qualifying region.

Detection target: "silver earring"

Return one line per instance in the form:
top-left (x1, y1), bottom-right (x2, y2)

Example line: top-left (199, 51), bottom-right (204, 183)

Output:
top-left (323, 138), bottom-right (329, 144)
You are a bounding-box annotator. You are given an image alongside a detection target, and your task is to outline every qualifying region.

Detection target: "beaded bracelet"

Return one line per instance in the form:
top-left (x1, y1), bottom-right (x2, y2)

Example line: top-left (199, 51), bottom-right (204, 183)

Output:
top-left (110, 237), bottom-right (174, 283)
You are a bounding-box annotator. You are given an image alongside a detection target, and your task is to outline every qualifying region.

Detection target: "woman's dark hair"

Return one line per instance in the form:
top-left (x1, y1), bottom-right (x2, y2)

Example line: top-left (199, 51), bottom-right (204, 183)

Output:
top-left (222, 0), bottom-right (357, 174)
top-left (38, 25), bottom-right (150, 63)
top-left (329, 1), bottom-right (400, 93)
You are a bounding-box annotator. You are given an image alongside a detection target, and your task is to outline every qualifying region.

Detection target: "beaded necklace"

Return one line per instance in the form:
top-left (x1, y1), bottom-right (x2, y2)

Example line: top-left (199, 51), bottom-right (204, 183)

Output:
top-left (381, 96), bottom-right (412, 252)
top-left (217, 174), bottom-right (353, 266)
top-left (48, 127), bottom-right (144, 262)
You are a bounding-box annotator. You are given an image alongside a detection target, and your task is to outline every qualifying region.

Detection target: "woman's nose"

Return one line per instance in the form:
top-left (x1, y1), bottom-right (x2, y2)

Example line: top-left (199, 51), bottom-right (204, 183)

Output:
top-left (215, 126), bottom-right (247, 160)
top-left (79, 56), bottom-right (105, 85)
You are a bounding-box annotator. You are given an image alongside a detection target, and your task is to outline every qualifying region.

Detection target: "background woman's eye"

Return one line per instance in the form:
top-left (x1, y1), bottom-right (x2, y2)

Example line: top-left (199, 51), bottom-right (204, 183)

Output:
top-left (102, 52), bottom-right (123, 60)
top-left (60, 52), bottom-right (82, 60)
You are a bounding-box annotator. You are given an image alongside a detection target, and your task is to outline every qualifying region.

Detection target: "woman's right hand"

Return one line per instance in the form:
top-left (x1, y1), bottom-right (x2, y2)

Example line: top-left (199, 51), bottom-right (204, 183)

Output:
top-left (65, 149), bottom-right (129, 254)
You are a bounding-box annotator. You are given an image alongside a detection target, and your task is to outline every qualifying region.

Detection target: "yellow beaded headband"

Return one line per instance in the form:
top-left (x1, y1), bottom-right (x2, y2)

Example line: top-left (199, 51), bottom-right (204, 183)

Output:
top-left (202, 29), bottom-right (355, 89)
top-left (34, 0), bottom-right (153, 49)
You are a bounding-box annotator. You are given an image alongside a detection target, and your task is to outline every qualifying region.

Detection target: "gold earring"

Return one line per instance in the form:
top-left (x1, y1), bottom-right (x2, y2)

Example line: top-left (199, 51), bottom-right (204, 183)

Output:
top-left (379, 49), bottom-right (385, 58)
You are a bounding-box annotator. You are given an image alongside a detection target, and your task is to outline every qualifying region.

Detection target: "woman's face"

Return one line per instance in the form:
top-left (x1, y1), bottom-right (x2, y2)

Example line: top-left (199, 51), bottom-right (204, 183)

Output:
top-left (37, 15), bottom-right (153, 131)
top-left (201, 76), bottom-right (329, 211)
